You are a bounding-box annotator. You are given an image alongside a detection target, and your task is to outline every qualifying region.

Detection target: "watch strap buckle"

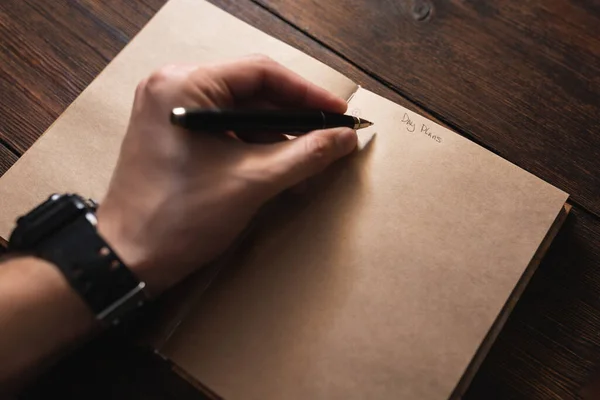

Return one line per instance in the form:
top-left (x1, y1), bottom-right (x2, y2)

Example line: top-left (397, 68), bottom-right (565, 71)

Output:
top-left (97, 282), bottom-right (147, 325)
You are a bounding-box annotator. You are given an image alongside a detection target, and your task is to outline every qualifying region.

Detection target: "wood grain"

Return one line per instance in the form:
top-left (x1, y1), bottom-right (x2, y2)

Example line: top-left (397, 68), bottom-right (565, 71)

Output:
top-left (0, 143), bottom-right (18, 177)
top-left (3, 0), bottom-right (600, 399)
top-left (0, 0), bottom-right (166, 155)
top-left (256, 0), bottom-right (600, 217)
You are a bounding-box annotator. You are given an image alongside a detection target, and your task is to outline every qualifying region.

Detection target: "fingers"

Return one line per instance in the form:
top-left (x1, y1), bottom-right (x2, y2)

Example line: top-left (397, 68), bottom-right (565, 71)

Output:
top-left (191, 55), bottom-right (348, 113)
top-left (262, 127), bottom-right (358, 193)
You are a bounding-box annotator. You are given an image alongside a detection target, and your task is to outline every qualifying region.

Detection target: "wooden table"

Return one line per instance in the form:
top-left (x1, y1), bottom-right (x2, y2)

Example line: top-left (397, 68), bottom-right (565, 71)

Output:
top-left (3, 1), bottom-right (600, 398)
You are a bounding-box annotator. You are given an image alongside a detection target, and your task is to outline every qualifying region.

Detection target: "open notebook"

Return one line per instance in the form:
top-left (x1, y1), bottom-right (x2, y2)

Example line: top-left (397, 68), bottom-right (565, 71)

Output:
top-left (0, 0), bottom-right (569, 398)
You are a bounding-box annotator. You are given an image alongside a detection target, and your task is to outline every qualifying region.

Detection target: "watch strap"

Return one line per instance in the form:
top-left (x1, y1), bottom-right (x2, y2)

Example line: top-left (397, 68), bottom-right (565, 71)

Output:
top-left (38, 215), bottom-right (146, 322)
top-left (9, 194), bottom-right (146, 324)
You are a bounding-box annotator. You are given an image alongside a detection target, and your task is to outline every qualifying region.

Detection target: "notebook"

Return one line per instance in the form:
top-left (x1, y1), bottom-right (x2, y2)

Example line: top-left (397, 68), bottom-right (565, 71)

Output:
top-left (0, 0), bottom-right (569, 398)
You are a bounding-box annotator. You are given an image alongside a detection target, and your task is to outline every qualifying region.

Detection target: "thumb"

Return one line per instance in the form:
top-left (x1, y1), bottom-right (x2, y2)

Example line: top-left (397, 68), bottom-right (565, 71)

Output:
top-left (265, 127), bottom-right (357, 192)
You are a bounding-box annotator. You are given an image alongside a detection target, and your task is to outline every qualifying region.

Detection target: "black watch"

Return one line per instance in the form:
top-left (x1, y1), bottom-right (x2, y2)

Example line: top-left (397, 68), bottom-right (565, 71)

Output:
top-left (8, 193), bottom-right (147, 325)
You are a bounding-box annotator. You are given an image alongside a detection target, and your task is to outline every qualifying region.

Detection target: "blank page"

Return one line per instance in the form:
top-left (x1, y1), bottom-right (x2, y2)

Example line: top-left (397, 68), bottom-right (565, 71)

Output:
top-left (161, 88), bottom-right (568, 400)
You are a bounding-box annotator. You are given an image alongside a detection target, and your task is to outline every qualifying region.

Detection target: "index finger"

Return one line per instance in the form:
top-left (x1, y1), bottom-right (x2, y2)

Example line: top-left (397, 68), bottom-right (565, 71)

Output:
top-left (192, 55), bottom-right (348, 113)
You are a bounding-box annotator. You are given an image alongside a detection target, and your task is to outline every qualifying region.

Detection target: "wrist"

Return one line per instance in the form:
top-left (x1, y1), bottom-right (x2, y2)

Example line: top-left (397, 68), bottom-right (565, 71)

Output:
top-left (5, 256), bottom-right (96, 329)
top-left (19, 256), bottom-right (96, 330)
top-left (0, 256), bottom-right (96, 384)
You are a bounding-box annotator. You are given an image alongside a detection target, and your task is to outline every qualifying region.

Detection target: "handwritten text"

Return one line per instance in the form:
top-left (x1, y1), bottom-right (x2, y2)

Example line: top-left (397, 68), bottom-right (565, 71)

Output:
top-left (402, 113), bottom-right (442, 144)
top-left (401, 113), bottom-right (416, 132)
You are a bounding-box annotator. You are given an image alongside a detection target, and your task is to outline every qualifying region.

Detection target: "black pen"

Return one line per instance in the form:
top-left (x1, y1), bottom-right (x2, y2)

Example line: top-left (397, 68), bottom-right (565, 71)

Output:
top-left (170, 108), bottom-right (373, 134)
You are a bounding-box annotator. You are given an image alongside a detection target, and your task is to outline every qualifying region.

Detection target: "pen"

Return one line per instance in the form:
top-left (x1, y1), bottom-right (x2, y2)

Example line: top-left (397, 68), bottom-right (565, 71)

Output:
top-left (170, 108), bottom-right (373, 134)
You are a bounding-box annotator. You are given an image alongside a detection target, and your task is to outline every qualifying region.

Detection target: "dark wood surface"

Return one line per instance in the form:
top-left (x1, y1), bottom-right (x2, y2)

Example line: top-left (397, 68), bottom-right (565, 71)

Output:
top-left (0, 0), bottom-right (165, 155)
top-left (0, 144), bottom-right (17, 177)
top-left (258, 0), bottom-right (600, 217)
top-left (2, 0), bottom-right (600, 399)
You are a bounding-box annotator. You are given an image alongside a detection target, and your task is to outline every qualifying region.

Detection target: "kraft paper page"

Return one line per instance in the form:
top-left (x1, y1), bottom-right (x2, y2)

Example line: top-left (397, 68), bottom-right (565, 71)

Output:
top-left (0, 0), bottom-right (357, 239)
top-left (160, 87), bottom-right (568, 400)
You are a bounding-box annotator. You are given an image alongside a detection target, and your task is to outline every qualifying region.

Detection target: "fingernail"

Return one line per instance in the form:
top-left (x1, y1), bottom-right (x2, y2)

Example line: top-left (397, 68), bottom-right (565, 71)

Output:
top-left (336, 128), bottom-right (358, 153)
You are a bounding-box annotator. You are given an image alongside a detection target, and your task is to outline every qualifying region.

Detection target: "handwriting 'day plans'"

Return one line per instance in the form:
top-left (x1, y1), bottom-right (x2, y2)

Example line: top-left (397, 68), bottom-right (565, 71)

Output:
top-left (402, 112), bottom-right (443, 143)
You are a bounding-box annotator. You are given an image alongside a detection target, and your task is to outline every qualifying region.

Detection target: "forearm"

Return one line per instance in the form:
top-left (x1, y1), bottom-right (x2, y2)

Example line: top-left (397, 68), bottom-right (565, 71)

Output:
top-left (0, 256), bottom-right (95, 389)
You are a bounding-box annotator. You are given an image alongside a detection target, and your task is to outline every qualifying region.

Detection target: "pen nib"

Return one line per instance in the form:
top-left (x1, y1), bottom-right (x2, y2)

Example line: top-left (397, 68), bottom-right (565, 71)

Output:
top-left (354, 117), bottom-right (373, 130)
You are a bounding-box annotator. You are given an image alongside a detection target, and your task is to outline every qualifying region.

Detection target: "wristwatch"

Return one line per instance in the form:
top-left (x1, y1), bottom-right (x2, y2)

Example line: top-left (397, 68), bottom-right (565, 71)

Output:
top-left (8, 193), bottom-right (147, 325)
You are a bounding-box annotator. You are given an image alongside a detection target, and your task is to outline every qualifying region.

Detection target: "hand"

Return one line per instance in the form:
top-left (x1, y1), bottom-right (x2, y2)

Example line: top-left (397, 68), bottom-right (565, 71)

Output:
top-left (97, 56), bottom-right (357, 295)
